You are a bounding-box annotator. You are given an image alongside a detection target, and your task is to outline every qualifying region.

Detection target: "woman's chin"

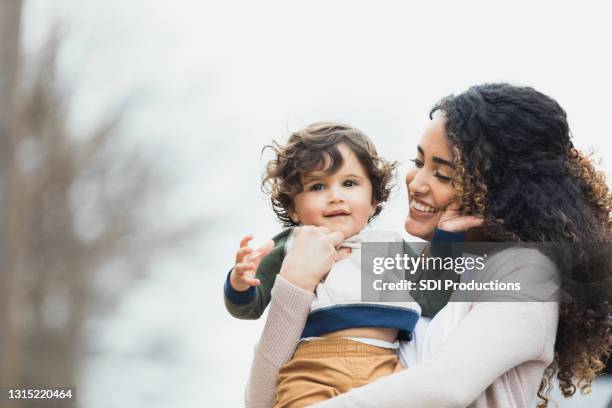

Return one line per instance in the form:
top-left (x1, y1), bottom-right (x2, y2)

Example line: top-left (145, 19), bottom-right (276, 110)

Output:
top-left (405, 216), bottom-right (435, 241)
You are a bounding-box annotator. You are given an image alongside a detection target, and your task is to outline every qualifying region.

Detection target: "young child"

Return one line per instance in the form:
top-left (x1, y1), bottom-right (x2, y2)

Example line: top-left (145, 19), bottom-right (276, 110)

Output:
top-left (223, 122), bottom-right (461, 407)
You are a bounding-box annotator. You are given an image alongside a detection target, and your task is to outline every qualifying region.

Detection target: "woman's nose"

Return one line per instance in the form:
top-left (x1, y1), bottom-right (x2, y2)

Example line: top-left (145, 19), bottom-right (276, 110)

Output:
top-left (407, 169), bottom-right (429, 195)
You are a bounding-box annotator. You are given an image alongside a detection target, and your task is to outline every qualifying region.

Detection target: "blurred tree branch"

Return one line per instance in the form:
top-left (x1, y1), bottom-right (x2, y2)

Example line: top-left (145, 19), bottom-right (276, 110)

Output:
top-left (0, 0), bottom-right (24, 391)
top-left (0, 4), bottom-right (203, 406)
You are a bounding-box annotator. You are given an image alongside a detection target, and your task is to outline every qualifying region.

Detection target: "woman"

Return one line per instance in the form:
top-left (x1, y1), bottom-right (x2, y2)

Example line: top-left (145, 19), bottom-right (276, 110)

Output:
top-left (247, 83), bottom-right (611, 407)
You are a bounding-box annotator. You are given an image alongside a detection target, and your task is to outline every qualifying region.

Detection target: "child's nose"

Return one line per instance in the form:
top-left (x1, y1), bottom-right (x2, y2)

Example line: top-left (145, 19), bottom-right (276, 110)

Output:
top-left (328, 185), bottom-right (345, 203)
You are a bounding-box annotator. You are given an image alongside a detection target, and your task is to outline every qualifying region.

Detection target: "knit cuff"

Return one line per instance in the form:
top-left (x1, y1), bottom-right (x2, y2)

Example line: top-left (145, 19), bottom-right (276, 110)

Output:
top-left (433, 228), bottom-right (465, 242)
top-left (224, 268), bottom-right (256, 305)
top-left (257, 275), bottom-right (314, 367)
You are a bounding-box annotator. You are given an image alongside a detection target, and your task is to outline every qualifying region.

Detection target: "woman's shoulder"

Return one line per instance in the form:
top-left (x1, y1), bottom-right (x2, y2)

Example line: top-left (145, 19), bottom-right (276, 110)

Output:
top-left (472, 246), bottom-right (560, 302)
top-left (485, 246), bottom-right (558, 276)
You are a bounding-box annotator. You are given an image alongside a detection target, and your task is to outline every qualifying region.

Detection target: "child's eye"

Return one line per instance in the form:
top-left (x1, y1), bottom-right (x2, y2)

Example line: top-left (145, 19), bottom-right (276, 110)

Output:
top-left (309, 183), bottom-right (325, 191)
top-left (343, 180), bottom-right (357, 188)
top-left (411, 158), bottom-right (424, 168)
top-left (434, 173), bottom-right (452, 183)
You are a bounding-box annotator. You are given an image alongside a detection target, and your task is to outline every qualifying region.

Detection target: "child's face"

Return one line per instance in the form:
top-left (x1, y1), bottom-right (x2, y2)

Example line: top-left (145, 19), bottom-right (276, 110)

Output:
top-left (289, 143), bottom-right (377, 239)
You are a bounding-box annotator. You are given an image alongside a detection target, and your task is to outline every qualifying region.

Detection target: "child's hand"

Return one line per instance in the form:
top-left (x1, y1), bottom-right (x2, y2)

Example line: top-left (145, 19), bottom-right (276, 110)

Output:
top-left (229, 235), bottom-right (274, 292)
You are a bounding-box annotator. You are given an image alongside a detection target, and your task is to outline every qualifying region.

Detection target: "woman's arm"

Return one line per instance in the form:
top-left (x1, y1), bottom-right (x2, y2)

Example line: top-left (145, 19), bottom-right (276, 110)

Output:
top-left (245, 275), bottom-right (314, 408)
top-left (311, 302), bottom-right (556, 407)
top-left (310, 248), bottom-right (559, 408)
top-left (245, 226), bottom-right (345, 408)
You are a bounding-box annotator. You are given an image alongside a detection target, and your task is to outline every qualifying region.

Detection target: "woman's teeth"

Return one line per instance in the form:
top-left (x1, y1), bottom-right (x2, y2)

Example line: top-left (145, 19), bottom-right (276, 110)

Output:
top-left (411, 200), bottom-right (437, 213)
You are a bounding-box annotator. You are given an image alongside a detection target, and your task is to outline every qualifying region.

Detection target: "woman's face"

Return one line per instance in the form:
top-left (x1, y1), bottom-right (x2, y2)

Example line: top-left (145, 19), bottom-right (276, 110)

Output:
top-left (405, 117), bottom-right (457, 241)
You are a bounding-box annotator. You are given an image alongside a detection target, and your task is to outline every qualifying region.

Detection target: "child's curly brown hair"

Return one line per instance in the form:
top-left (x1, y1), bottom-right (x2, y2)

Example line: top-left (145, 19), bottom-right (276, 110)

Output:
top-left (262, 122), bottom-right (396, 226)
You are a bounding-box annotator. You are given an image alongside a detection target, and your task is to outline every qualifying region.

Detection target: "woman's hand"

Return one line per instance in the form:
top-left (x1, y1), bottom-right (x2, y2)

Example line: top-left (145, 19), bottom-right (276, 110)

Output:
top-left (279, 226), bottom-right (344, 292)
top-left (437, 201), bottom-right (484, 233)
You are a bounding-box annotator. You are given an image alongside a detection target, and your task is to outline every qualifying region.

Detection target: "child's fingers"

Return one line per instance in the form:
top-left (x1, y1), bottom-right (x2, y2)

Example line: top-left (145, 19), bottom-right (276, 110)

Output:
top-left (235, 262), bottom-right (255, 275)
top-left (250, 240), bottom-right (275, 261)
top-left (235, 246), bottom-right (254, 263)
top-left (262, 239), bottom-right (275, 253)
top-left (239, 235), bottom-right (254, 249)
top-left (242, 277), bottom-right (261, 287)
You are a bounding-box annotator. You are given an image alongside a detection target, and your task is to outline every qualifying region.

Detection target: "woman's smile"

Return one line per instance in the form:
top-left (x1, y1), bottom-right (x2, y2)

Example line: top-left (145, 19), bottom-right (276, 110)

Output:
top-left (410, 198), bottom-right (438, 214)
top-left (409, 199), bottom-right (439, 221)
top-left (404, 117), bottom-right (456, 241)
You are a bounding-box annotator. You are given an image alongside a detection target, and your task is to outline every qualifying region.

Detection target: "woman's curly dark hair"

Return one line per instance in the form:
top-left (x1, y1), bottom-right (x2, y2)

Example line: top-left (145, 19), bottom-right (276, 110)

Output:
top-left (262, 122), bottom-right (396, 226)
top-left (431, 83), bottom-right (612, 407)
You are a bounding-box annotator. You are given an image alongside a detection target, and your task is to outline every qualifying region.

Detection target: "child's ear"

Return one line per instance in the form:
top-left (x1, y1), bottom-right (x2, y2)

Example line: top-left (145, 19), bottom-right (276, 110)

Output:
top-left (288, 206), bottom-right (300, 224)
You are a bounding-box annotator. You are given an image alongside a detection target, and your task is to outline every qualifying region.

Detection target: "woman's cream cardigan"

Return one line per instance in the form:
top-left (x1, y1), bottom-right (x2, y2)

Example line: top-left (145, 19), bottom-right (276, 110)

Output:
top-left (245, 248), bottom-right (559, 408)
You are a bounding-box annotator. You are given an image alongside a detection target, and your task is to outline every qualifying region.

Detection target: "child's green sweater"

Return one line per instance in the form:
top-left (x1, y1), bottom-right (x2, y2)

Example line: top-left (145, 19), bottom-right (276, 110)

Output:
top-left (223, 229), bottom-right (463, 319)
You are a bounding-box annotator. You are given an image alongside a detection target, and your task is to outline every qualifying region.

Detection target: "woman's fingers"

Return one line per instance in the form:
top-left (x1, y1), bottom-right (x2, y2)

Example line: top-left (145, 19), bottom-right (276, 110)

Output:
top-left (464, 216), bottom-right (485, 229)
top-left (335, 247), bottom-right (352, 262)
top-left (328, 231), bottom-right (345, 248)
top-left (454, 215), bottom-right (485, 231)
top-left (280, 226), bottom-right (345, 292)
top-left (298, 226), bottom-right (344, 252)
top-left (439, 215), bottom-right (485, 232)
top-left (317, 226), bottom-right (332, 235)
top-left (301, 226), bottom-right (344, 247)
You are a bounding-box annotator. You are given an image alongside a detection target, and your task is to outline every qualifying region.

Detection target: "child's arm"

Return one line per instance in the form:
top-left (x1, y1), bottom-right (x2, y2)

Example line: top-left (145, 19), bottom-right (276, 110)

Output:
top-left (224, 229), bottom-right (293, 319)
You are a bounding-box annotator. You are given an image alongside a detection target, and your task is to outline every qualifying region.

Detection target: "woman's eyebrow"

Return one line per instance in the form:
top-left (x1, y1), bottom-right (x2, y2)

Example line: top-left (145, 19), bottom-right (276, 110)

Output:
top-left (433, 157), bottom-right (453, 168)
top-left (417, 145), bottom-right (453, 168)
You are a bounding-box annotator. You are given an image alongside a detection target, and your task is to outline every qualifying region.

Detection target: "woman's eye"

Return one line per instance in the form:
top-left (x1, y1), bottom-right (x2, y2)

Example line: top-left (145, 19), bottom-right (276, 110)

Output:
top-left (343, 180), bottom-right (357, 188)
top-left (310, 183), bottom-right (325, 191)
top-left (434, 173), bottom-right (452, 183)
top-left (411, 158), bottom-right (424, 168)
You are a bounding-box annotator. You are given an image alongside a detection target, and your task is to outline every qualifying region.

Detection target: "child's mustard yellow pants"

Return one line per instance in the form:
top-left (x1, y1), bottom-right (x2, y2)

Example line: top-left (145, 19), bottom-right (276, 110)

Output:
top-left (274, 338), bottom-right (404, 408)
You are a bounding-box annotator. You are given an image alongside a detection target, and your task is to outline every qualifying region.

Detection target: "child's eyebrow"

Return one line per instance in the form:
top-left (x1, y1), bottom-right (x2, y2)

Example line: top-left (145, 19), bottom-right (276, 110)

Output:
top-left (344, 173), bottom-right (366, 179)
top-left (302, 172), bottom-right (366, 183)
top-left (302, 173), bottom-right (326, 183)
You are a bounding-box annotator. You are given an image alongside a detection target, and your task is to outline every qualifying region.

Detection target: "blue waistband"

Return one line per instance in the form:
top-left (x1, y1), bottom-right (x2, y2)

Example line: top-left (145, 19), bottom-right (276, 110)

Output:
top-left (302, 304), bottom-right (419, 341)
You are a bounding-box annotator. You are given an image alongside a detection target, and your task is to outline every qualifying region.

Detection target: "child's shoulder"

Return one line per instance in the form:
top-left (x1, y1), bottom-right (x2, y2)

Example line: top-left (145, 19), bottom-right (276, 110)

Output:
top-left (270, 228), bottom-right (294, 242)
top-left (267, 228), bottom-right (295, 257)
